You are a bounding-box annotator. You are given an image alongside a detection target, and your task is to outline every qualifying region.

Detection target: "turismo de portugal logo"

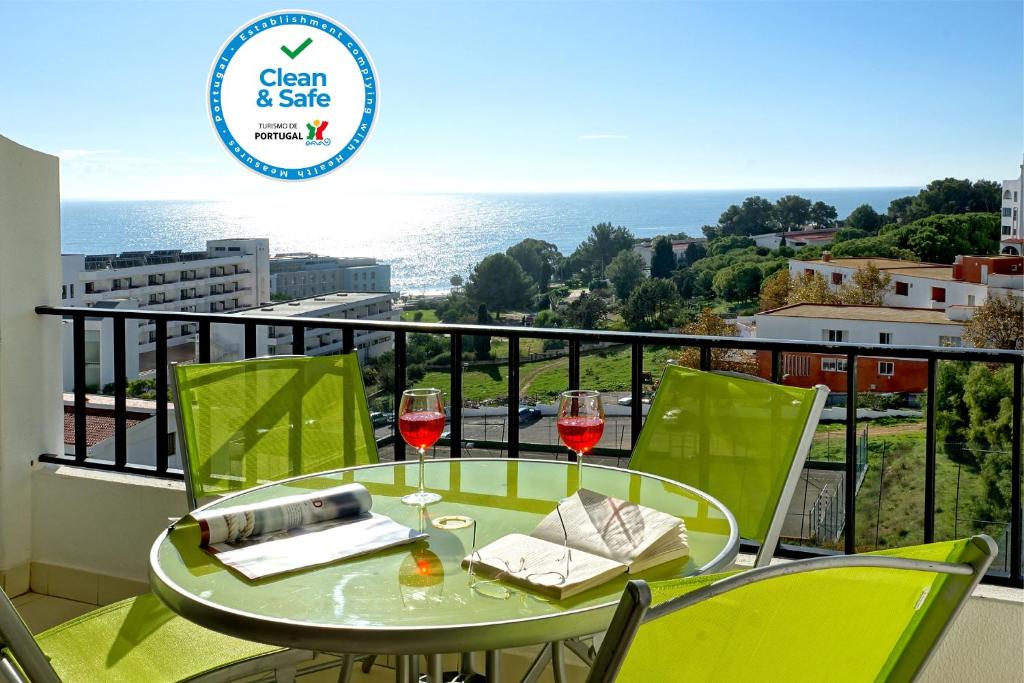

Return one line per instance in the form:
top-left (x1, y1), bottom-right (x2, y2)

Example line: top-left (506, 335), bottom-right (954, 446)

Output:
top-left (208, 10), bottom-right (378, 181)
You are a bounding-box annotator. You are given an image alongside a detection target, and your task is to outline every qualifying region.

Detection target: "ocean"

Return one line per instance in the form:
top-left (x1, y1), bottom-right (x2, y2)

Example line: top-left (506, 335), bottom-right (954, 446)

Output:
top-left (61, 188), bottom-right (917, 293)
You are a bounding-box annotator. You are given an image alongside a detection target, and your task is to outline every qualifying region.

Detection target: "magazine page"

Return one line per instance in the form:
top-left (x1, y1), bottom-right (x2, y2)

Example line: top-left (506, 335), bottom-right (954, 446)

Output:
top-left (211, 513), bottom-right (427, 580)
top-left (191, 482), bottom-right (372, 547)
top-left (530, 489), bottom-right (686, 567)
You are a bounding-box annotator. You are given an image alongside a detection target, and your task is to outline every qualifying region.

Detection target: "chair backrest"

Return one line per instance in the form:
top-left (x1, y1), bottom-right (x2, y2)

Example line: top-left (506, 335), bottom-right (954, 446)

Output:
top-left (0, 588), bottom-right (59, 683)
top-left (172, 354), bottom-right (379, 509)
top-left (629, 366), bottom-right (828, 565)
top-left (588, 535), bottom-right (996, 683)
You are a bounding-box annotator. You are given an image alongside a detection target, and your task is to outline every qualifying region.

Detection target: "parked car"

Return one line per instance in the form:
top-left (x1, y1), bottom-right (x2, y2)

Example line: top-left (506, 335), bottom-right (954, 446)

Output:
top-left (370, 411), bottom-right (394, 428)
top-left (518, 406), bottom-right (543, 425)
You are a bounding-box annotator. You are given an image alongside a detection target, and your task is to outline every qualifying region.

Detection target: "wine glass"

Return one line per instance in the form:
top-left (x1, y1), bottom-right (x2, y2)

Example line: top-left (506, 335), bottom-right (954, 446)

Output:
top-left (556, 389), bottom-right (605, 494)
top-left (398, 388), bottom-right (446, 506)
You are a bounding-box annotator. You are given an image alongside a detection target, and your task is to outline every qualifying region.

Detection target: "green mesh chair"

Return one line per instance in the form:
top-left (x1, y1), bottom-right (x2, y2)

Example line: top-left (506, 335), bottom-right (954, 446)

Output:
top-left (0, 590), bottom-right (313, 682)
top-left (171, 354), bottom-right (379, 510)
top-left (587, 535), bottom-right (996, 683)
top-left (629, 366), bottom-right (829, 567)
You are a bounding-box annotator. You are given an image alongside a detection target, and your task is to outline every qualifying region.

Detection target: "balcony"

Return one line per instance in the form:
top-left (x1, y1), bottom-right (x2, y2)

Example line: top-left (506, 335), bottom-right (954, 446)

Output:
top-left (1, 137), bottom-right (1020, 682)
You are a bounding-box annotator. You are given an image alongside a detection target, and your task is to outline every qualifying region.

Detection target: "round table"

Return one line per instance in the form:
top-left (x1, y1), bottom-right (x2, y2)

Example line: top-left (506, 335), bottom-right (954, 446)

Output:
top-left (150, 458), bottom-right (738, 661)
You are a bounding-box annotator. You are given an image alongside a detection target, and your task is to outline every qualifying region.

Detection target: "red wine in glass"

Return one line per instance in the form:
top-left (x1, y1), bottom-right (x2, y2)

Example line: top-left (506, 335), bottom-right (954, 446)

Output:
top-left (556, 390), bottom-right (605, 493)
top-left (398, 388), bottom-right (446, 505)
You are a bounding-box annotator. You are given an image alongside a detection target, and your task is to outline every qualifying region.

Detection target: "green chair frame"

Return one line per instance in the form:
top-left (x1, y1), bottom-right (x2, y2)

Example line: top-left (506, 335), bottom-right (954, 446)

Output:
top-left (586, 535), bottom-right (996, 683)
top-left (170, 353), bottom-right (379, 511)
top-left (628, 366), bottom-right (829, 567)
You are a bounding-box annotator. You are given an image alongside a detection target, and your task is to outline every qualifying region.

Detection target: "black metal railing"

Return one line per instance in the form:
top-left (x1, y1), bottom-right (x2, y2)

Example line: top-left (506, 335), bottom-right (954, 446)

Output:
top-left (35, 305), bottom-right (1024, 587)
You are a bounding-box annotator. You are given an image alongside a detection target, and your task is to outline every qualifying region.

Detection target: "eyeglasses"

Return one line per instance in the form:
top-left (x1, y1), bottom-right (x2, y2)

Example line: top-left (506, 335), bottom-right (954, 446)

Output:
top-left (467, 504), bottom-right (572, 601)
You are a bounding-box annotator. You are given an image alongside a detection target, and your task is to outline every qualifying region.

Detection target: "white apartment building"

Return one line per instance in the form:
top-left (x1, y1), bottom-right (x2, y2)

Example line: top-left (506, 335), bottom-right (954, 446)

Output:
top-left (1001, 161), bottom-right (1022, 255)
top-left (789, 254), bottom-right (1023, 310)
top-left (752, 228), bottom-right (839, 251)
top-left (60, 238), bottom-right (270, 389)
top-left (754, 304), bottom-right (968, 393)
top-left (756, 304), bottom-right (967, 348)
top-left (270, 253), bottom-right (391, 299)
top-left (212, 291), bottom-right (399, 363)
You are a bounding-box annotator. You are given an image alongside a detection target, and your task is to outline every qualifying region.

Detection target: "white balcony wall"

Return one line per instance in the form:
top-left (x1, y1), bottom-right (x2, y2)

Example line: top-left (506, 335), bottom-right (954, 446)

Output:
top-left (0, 136), bottom-right (64, 595)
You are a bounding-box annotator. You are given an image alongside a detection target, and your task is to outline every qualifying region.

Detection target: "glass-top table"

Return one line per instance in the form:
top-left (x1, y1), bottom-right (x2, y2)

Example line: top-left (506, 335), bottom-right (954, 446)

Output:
top-left (150, 458), bottom-right (738, 658)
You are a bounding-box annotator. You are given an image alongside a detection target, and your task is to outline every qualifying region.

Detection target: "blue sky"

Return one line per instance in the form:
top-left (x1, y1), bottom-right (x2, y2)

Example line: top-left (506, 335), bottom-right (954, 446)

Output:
top-left (1, 0), bottom-right (1020, 199)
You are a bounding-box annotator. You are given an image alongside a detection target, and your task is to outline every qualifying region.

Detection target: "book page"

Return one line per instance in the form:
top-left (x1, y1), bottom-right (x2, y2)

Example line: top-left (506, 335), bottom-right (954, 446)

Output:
top-left (463, 533), bottom-right (626, 600)
top-left (531, 489), bottom-right (686, 567)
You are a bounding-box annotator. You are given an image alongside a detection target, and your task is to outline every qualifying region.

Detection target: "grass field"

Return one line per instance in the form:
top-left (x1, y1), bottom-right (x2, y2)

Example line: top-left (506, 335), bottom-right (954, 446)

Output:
top-left (806, 423), bottom-right (995, 554)
top-left (400, 309), bottom-right (439, 323)
top-left (412, 345), bottom-right (681, 403)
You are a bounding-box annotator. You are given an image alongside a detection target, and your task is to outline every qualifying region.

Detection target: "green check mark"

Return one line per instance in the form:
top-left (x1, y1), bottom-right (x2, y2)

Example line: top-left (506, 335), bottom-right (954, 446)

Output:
top-left (280, 37), bottom-right (313, 59)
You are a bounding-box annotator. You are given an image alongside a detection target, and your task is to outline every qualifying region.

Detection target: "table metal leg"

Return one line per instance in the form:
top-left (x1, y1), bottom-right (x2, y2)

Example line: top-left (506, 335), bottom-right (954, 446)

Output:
top-left (396, 655), bottom-right (412, 683)
top-left (551, 641), bottom-right (568, 683)
top-left (565, 638), bottom-right (595, 666)
top-left (336, 654), bottom-right (354, 683)
top-left (485, 650), bottom-right (501, 681)
top-left (519, 644), bottom-right (551, 683)
top-left (460, 652), bottom-right (477, 675)
top-left (427, 654), bottom-right (443, 682)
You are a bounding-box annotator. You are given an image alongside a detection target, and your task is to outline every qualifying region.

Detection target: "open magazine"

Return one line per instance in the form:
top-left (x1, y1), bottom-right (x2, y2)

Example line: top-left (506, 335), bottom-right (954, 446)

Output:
top-left (463, 489), bottom-right (688, 599)
top-left (187, 483), bottom-right (426, 580)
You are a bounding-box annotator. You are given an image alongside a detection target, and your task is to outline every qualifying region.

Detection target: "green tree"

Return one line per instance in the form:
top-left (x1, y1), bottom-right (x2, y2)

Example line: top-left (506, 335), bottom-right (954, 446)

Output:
top-left (532, 309), bottom-right (561, 328)
top-left (775, 195), bottom-right (812, 231)
top-left (434, 291), bottom-right (473, 323)
top-left (758, 269), bottom-right (791, 311)
top-left (472, 304), bottom-right (492, 360)
top-left (712, 262), bottom-right (763, 301)
top-left (888, 178), bottom-right (1001, 224)
top-left (832, 227), bottom-right (869, 243)
top-left (682, 241), bottom-right (707, 266)
top-left (622, 279), bottom-right (679, 331)
top-left (464, 253), bottom-right (537, 313)
top-left (606, 250), bottom-right (646, 300)
top-left (897, 213), bottom-right (1000, 263)
top-left (809, 201), bottom-right (838, 229)
top-left (649, 236), bottom-right (676, 278)
top-left (787, 271), bottom-right (840, 305)
top-left (506, 238), bottom-right (562, 291)
top-left (709, 196), bottom-right (779, 238)
top-left (963, 294), bottom-right (1024, 350)
top-left (569, 223), bottom-right (636, 276)
top-left (845, 204), bottom-right (883, 232)
top-left (563, 293), bottom-right (607, 330)
top-left (838, 262), bottom-right (892, 305)
top-left (708, 235), bottom-right (755, 256)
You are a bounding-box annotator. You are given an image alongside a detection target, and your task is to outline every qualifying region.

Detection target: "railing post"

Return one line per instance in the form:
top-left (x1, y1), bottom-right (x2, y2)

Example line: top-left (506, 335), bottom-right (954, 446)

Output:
top-left (844, 352), bottom-right (858, 554)
top-left (507, 335), bottom-right (520, 458)
top-left (342, 327), bottom-right (355, 354)
top-left (699, 345), bottom-right (711, 371)
top-left (1011, 358), bottom-right (1022, 583)
top-left (924, 357), bottom-right (938, 543)
top-left (568, 339), bottom-right (580, 391)
top-left (155, 318), bottom-right (169, 474)
top-left (449, 334), bottom-right (462, 457)
top-left (771, 350), bottom-right (781, 383)
top-left (291, 323), bottom-right (304, 355)
top-left (198, 320), bottom-right (211, 363)
top-left (73, 314), bottom-right (87, 463)
top-left (244, 320), bottom-right (257, 359)
top-left (630, 341), bottom-right (643, 448)
top-left (393, 331), bottom-right (406, 461)
top-left (113, 317), bottom-right (127, 468)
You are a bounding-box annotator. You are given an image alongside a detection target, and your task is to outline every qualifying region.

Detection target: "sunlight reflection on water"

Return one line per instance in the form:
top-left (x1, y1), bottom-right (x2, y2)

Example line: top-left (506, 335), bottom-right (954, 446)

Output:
top-left (61, 189), bottom-right (914, 293)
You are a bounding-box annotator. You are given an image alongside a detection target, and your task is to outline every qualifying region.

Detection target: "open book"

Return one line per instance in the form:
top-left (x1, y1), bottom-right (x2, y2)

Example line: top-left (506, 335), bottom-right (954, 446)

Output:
top-left (186, 483), bottom-right (426, 580)
top-left (463, 489), bottom-right (688, 600)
